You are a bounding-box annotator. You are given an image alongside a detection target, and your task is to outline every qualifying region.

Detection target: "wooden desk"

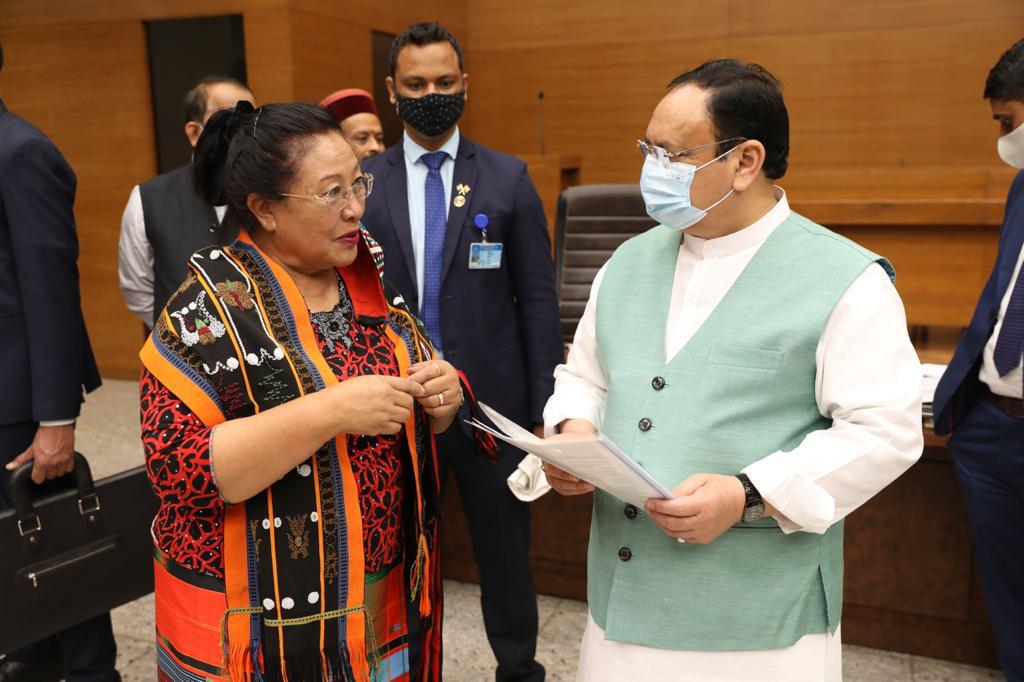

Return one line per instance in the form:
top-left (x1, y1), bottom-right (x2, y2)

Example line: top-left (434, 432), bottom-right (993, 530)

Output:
top-left (791, 199), bottom-right (1002, 328)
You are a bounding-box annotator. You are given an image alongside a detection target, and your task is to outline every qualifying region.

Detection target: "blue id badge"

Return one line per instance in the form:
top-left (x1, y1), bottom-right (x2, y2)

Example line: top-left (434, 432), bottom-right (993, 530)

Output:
top-left (469, 242), bottom-right (503, 269)
top-left (468, 212), bottom-right (502, 269)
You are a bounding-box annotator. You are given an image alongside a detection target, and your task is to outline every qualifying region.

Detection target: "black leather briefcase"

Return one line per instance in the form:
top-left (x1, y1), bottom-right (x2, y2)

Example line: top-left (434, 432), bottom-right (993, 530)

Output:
top-left (0, 454), bottom-right (159, 652)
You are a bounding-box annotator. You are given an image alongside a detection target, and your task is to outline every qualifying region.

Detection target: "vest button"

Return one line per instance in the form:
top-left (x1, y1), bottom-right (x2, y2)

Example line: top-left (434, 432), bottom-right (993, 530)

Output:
top-left (638, 418), bottom-right (652, 432)
top-left (624, 504), bottom-right (638, 519)
top-left (618, 546), bottom-right (632, 561)
top-left (651, 376), bottom-right (666, 391)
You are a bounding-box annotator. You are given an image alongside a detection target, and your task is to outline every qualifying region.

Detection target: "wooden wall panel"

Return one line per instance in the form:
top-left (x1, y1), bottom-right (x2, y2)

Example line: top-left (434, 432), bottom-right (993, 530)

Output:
top-left (730, 0), bottom-right (1023, 37)
top-left (465, 0), bottom-right (1024, 198)
top-left (289, 9), bottom-right (374, 102)
top-left (0, 21), bottom-right (157, 379)
top-left (0, 0), bottom-right (467, 379)
top-left (244, 8), bottom-right (295, 103)
top-left (729, 22), bottom-right (1024, 172)
top-left (0, 0), bottom-right (281, 26)
top-left (466, 39), bottom-right (728, 183)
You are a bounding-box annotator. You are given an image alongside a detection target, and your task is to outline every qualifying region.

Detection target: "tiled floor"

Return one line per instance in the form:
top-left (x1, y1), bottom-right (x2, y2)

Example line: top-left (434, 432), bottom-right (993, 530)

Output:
top-left (78, 380), bottom-right (1005, 681)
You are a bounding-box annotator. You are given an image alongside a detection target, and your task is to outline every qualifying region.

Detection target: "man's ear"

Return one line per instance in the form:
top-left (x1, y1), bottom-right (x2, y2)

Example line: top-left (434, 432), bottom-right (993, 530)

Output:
top-left (731, 140), bottom-right (767, 193)
top-left (385, 76), bottom-right (397, 105)
top-left (185, 121), bottom-right (203, 147)
top-left (462, 73), bottom-right (469, 101)
top-left (247, 193), bottom-right (277, 232)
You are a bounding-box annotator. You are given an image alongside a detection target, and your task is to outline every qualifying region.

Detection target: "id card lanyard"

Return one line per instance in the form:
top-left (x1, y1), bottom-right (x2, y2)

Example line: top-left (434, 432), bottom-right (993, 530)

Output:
top-left (468, 213), bottom-right (502, 269)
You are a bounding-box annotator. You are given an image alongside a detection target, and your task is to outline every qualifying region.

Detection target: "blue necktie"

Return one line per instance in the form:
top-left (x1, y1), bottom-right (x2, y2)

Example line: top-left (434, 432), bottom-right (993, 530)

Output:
top-left (420, 150), bottom-right (448, 354)
top-left (993, 263), bottom-right (1024, 376)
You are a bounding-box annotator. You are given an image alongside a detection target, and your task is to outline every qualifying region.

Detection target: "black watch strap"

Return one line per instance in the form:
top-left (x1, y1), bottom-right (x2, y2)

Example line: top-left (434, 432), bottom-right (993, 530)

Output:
top-left (735, 473), bottom-right (764, 523)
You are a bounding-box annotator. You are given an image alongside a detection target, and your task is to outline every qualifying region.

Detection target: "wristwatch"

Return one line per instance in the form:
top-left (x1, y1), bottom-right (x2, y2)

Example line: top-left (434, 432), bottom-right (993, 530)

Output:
top-left (735, 473), bottom-right (764, 523)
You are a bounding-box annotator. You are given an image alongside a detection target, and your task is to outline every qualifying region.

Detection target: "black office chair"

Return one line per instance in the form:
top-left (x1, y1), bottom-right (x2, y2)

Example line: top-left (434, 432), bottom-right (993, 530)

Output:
top-left (554, 184), bottom-right (657, 342)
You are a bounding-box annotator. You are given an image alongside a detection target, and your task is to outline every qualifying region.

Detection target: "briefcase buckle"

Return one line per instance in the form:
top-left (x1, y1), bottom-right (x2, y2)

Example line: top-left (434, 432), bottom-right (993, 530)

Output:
top-left (17, 516), bottom-right (42, 537)
top-left (78, 495), bottom-right (101, 516)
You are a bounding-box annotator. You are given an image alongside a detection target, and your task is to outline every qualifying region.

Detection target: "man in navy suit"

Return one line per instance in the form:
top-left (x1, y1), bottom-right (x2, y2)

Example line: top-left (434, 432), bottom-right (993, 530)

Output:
top-left (933, 38), bottom-right (1024, 682)
top-left (0, 44), bottom-right (115, 682)
top-left (362, 22), bottom-right (561, 682)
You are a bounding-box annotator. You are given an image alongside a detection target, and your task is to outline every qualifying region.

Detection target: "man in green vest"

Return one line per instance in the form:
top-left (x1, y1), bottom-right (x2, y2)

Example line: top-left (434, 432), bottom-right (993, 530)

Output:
top-left (542, 59), bottom-right (923, 681)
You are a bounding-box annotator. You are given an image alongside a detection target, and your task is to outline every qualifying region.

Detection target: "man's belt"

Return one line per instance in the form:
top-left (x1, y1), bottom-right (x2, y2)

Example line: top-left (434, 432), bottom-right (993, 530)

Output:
top-left (985, 387), bottom-right (1024, 420)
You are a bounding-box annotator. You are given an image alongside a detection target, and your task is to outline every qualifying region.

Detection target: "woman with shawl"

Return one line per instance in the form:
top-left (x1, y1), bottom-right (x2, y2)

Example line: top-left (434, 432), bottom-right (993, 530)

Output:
top-left (141, 101), bottom-right (465, 681)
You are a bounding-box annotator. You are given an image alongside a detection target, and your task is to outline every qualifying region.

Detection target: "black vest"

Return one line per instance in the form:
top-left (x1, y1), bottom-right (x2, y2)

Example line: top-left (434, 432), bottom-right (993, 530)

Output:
top-left (139, 165), bottom-right (238, 319)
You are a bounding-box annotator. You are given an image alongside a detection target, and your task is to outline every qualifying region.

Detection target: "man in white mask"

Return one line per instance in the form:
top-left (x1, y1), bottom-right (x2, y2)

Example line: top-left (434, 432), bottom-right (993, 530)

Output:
top-left (540, 59), bottom-right (923, 681)
top-left (933, 38), bottom-right (1024, 682)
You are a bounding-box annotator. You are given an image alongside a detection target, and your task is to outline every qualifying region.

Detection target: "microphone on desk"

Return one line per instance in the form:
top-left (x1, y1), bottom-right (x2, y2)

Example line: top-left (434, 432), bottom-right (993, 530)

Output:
top-left (538, 90), bottom-right (546, 157)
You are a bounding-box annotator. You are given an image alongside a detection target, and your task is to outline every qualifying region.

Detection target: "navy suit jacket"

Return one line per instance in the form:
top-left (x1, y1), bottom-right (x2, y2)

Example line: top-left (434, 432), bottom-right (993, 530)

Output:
top-left (0, 99), bottom-right (100, 428)
top-left (362, 136), bottom-right (563, 430)
top-left (933, 170), bottom-right (1024, 434)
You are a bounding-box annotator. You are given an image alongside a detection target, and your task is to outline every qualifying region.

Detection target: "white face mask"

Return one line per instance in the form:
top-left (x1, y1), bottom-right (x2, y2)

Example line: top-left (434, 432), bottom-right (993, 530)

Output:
top-left (639, 146), bottom-right (736, 231)
top-left (997, 120), bottom-right (1024, 169)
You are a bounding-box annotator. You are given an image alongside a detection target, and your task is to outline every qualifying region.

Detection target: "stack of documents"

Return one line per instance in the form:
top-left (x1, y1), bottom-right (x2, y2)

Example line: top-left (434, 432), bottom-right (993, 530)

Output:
top-left (470, 403), bottom-right (674, 508)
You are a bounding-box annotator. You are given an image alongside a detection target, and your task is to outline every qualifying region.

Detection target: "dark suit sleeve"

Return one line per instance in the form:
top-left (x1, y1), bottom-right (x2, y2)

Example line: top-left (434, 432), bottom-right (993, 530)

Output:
top-left (1, 137), bottom-right (86, 421)
top-left (505, 162), bottom-right (564, 424)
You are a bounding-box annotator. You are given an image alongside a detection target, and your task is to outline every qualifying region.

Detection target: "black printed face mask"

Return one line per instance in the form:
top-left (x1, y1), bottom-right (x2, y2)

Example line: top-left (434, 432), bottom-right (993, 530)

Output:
top-left (395, 92), bottom-right (465, 138)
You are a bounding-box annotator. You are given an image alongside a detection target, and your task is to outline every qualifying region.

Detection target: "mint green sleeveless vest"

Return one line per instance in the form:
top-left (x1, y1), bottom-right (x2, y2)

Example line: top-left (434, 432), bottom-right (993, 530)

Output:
top-left (590, 212), bottom-right (893, 651)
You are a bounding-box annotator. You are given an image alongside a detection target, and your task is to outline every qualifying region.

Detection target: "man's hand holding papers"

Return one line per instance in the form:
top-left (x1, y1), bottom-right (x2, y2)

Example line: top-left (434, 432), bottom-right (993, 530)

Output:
top-left (469, 404), bottom-right (674, 508)
top-left (541, 427), bottom-right (597, 496)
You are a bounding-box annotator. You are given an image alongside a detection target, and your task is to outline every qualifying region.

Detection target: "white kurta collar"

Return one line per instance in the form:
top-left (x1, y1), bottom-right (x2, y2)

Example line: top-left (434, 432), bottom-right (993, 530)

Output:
top-left (682, 187), bottom-right (789, 259)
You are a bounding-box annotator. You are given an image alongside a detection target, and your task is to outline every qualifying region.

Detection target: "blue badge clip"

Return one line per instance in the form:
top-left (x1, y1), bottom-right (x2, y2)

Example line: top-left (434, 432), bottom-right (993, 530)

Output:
top-left (473, 214), bottom-right (489, 242)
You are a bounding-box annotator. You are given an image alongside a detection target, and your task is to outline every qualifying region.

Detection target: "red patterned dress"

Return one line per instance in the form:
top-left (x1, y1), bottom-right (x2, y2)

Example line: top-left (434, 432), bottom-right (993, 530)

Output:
top-left (142, 277), bottom-right (406, 580)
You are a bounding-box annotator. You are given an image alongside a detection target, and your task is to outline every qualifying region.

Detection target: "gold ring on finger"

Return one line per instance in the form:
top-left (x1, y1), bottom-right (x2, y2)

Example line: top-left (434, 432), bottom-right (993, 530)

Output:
top-left (437, 392), bottom-right (444, 406)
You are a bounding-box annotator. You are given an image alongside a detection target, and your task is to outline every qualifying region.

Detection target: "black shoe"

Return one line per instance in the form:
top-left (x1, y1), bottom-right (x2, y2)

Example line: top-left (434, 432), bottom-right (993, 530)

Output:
top-left (0, 659), bottom-right (63, 682)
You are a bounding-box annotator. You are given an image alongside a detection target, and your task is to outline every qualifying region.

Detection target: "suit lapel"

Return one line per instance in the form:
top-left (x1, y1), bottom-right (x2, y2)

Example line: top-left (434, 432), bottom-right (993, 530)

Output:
top-left (382, 144), bottom-right (418, 289)
top-left (441, 138), bottom-right (478, 283)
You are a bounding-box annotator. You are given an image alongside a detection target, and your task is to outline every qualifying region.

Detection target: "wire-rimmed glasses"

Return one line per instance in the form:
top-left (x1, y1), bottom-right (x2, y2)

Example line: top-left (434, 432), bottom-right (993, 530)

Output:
top-left (278, 174), bottom-right (374, 212)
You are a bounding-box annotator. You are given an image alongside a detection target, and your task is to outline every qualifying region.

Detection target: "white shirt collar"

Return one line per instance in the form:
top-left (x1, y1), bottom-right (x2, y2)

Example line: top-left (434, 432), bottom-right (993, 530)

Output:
top-left (403, 127), bottom-right (461, 165)
top-left (682, 187), bottom-right (789, 258)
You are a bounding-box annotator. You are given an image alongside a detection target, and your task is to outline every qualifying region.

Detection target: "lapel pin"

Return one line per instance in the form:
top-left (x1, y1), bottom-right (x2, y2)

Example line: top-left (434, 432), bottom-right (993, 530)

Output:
top-left (453, 195), bottom-right (467, 208)
top-left (457, 183), bottom-right (471, 196)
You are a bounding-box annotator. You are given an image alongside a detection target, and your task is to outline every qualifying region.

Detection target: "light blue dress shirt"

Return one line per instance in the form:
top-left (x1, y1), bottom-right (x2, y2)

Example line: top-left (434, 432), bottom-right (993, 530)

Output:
top-left (402, 128), bottom-right (461, 305)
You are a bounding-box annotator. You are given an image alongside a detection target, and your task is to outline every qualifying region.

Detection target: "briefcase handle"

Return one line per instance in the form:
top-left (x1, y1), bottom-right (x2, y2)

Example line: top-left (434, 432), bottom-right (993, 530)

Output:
top-left (8, 452), bottom-right (100, 541)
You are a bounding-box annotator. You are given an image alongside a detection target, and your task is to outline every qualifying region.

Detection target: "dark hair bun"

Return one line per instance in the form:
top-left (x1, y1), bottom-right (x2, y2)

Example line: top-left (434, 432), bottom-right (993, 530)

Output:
top-left (192, 105), bottom-right (250, 206)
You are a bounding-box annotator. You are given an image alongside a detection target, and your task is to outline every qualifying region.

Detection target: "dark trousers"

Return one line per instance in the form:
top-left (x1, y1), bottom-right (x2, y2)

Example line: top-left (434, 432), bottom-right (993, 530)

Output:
top-left (0, 422), bottom-right (119, 682)
top-left (948, 397), bottom-right (1024, 682)
top-left (441, 426), bottom-right (544, 682)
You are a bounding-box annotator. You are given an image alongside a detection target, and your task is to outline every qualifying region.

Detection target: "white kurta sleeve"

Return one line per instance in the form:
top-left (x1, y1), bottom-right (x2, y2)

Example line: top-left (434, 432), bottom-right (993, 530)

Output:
top-left (542, 263), bottom-right (610, 435)
top-left (117, 185), bottom-right (155, 327)
top-left (742, 263), bottom-right (924, 534)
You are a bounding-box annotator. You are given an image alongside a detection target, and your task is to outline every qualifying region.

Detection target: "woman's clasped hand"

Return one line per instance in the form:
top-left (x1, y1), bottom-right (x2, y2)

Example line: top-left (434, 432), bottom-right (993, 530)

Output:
top-left (328, 374), bottom-right (424, 435)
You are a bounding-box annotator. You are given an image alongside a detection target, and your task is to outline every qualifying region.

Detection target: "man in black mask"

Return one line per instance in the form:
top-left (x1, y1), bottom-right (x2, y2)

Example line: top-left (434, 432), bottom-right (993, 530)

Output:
top-left (361, 21), bottom-right (561, 682)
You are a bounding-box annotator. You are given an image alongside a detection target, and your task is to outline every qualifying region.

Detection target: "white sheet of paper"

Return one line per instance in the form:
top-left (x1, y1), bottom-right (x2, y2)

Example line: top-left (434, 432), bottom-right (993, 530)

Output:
top-left (470, 403), bottom-right (674, 508)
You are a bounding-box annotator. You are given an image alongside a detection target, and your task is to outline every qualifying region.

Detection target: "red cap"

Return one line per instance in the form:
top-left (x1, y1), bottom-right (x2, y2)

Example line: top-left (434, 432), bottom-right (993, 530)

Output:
top-left (320, 88), bottom-right (379, 122)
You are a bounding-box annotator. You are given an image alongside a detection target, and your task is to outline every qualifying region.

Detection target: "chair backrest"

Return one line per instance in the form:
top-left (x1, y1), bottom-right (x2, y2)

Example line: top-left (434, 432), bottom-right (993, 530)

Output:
top-left (554, 184), bottom-right (657, 341)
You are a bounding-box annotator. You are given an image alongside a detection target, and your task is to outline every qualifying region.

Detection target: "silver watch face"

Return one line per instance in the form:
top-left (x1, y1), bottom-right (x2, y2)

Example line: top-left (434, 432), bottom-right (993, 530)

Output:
top-left (742, 504), bottom-right (764, 523)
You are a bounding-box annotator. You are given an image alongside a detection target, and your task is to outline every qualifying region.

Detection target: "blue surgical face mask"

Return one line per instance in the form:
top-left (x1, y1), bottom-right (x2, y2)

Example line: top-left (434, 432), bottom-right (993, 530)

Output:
top-left (639, 146), bottom-right (737, 231)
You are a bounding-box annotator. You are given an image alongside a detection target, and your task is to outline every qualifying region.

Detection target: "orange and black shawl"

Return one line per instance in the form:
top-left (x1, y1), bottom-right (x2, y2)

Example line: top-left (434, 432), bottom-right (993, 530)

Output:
top-left (140, 228), bottom-right (443, 681)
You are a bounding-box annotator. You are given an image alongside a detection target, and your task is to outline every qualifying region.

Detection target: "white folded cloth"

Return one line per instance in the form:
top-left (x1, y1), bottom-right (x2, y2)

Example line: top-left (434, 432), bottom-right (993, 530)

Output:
top-left (506, 454), bottom-right (551, 501)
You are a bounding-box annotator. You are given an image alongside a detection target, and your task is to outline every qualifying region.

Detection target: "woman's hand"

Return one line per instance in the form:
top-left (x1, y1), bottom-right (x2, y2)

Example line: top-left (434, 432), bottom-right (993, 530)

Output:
top-left (408, 360), bottom-right (462, 429)
top-left (330, 375), bottom-right (426, 436)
